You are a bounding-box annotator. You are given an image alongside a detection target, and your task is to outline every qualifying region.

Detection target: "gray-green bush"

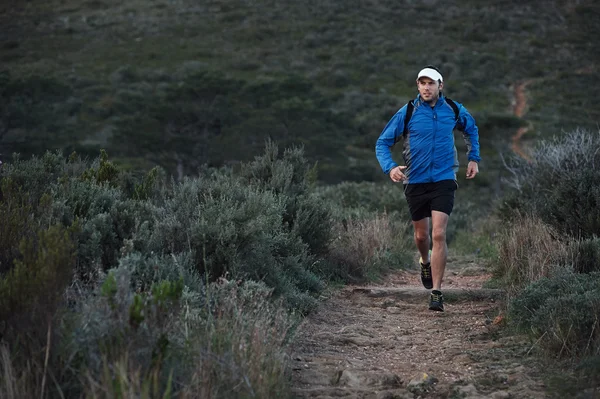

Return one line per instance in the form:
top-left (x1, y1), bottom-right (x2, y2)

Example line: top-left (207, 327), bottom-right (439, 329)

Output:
top-left (502, 129), bottom-right (600, 239)
top-left (241, 141), bottom-right (333, 256)
top-left (140, 173), bottom-right (321, 314)
top-left (509, 269), bottom-right (600, 359)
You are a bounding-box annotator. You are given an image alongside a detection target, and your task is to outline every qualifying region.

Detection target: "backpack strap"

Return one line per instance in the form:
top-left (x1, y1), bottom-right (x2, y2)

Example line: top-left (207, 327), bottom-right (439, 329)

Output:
top-left (445, 97), bottom-right (460, 126)
top-left (398, 100), bottom-right (414, 143)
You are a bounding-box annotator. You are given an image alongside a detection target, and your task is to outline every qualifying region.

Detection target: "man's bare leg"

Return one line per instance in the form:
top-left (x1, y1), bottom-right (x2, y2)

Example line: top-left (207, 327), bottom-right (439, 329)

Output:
top-left (430, 210), bottom-right (450, 290)
top-left (412, 217), bottom-right (430, 263)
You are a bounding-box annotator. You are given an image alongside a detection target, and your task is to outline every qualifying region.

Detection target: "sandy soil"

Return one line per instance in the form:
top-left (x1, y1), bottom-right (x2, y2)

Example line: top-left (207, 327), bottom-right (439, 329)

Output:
top-left (290, 254), bottom-right (548, 399)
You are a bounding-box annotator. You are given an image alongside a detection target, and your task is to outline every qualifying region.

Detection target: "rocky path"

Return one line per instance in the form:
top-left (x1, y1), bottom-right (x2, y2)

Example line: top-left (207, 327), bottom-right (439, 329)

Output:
top-left (290, 254), bottom-right (548, 399)
top-left (511, 80), bottom-right (534, 161)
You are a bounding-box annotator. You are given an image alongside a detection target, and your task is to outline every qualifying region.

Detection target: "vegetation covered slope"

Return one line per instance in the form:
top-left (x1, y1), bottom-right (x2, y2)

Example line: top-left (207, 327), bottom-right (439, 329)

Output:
top-left (1, 0), bottom-right (598, 183)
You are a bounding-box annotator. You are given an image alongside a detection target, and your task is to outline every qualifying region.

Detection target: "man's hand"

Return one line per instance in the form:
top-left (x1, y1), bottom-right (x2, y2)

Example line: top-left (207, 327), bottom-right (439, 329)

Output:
top-left (389, 165), bottom-right (407, 182)
top-left (466, 161), bottom-right (479, 179)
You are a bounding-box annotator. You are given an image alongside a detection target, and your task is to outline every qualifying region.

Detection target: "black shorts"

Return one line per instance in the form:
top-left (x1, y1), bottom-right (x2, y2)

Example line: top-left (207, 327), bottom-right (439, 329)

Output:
top-left (404, 179), bottom-right (458, 221)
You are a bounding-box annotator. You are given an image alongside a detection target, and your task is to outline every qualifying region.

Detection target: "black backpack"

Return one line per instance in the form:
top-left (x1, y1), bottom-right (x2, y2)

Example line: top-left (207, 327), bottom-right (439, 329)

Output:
top-left (394, 98), bottom-right (460, 144)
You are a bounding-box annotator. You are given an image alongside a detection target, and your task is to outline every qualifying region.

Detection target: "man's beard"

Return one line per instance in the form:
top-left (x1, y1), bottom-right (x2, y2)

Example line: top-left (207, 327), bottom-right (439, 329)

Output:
top-left (423, 94), bottom-right (439, 104)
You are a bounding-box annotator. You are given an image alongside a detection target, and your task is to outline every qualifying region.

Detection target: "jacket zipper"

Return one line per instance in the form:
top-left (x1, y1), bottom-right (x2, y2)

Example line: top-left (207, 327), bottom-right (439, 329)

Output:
top-left (430, 105), bottom-right (437, 182)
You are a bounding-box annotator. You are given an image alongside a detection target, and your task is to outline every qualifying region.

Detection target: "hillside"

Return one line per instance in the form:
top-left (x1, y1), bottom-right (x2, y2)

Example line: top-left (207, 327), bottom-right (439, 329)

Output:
top-left (1, 0), bottom-right (598, 183)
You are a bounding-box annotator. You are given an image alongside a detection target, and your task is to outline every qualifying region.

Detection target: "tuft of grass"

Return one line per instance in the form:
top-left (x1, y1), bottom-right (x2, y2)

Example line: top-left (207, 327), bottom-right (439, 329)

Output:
top-left (0, 344), bottom-right (39, 399)
top-left (494, 214), bottom-right (571, 296)
top-left (571, 237), bottom-right (600, 274)
top-left (178, 281), bottom-right (294, 399)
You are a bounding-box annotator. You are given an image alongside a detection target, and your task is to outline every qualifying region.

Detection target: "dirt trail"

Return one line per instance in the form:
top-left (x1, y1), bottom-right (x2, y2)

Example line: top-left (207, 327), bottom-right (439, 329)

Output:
top-left (510, 65), bottom-right (596, 160)
top-left (511, 80), bottom-right (534, 161)
top-left (290, 254), bottom-right (547, 399)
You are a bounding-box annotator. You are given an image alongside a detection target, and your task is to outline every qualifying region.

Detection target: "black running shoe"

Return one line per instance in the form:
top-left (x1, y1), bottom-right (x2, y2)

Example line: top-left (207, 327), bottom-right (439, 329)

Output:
top-left (429, 290), bottom-right (444, 312)
top-left (420, 252), bottom-right (433, 289)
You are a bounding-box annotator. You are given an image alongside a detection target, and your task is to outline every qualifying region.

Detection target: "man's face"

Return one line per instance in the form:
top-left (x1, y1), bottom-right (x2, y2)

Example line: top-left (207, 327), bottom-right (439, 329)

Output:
top-left (417, 77), bottom-right (443, 103)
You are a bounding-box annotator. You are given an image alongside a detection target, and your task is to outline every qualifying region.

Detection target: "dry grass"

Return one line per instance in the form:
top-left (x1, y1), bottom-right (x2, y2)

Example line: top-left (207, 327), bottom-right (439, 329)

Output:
top-left (496, 214), bottom-right (572, 295)
top-left (0, 345), bottom-right (42, 399)
top-left (83, 355), bottom-right (171, 399)
top-left (328, 212), bottom-right (410, 281)
top-left (179, 282), bottom-right (293, 399)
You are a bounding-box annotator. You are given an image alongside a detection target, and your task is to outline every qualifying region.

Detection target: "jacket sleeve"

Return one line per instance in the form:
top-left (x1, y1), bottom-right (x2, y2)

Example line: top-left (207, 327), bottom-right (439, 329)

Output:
top-left (456, 104), bottom-right (481, 163)
top-left (375, 106), bottom-right (406, 175)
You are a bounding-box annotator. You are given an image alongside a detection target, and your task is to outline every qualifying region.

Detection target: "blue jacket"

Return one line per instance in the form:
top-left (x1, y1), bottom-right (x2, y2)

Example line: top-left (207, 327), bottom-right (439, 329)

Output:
top-left (375, 94), bottom-right (481, 184)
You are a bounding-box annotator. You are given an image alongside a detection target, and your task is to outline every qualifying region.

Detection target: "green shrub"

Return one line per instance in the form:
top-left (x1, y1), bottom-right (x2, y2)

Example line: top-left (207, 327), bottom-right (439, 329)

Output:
top-left (139, 172), bottom-right (321, 314)
top-left (0, 223), bottom-right (75, 311)
top-left (509, 269), bottom-right (600, 359)
top-left (0, 151), bottom-right (66, 211)
top-left (0, 161), bottom-right (77, 353)
top-left (55, 177), bottom-right (156, 276)
top-left (0, 143), bottom-right (347, 397)
top-left (1, 150), bottom-right (159, 279)
top-left (0, 178), bottom-right (38, 273)
top-left (80, 149), bottom-right (120, 186)
top-left (0, 224), bottom-right (76, 335)
top-left (241, 141), bottom-right (333, 256)
top-left (119, 251), bottom-right (203, 294)
top-left (62, 266), bottom-right (184, 396)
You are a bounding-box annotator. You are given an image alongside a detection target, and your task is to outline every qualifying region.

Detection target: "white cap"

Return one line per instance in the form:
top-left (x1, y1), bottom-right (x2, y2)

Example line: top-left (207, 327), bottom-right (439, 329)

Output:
top-left (417, 68), bottom-right (443, 82)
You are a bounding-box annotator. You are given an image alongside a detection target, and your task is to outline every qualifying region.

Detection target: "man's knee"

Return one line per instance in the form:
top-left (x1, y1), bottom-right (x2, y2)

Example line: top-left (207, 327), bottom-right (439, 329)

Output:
top-left (432, 228), bottom-right (447, 243)
top-left (414, 230), bottom-right (429, 244)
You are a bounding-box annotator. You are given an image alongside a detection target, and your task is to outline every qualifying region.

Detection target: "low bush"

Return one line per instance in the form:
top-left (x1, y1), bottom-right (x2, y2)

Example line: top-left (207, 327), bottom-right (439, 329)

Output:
top-left (240, 141), bottom-right (333, 257)
top-left (1, 270), bottom-right (294, 399)
top-left (535, 168), bottom-right (600, 239)
top-left (509, 269), bottom-right (600, 360)
top-left (501, 129), bottom-right (600, 239)
top-left (138, 172), bottom-right (321, 314)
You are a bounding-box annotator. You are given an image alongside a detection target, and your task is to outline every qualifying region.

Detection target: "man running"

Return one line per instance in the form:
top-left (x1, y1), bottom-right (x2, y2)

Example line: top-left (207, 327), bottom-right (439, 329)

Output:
top-left (375, 65), bottom-right (481, 311)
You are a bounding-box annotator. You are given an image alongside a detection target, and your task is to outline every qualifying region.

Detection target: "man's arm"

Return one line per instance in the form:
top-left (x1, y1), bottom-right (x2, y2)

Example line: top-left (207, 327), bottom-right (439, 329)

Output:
top-left (457, 104), bottom-right (481, 164)
top-left (375, 106), bottom-right (407, 176)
